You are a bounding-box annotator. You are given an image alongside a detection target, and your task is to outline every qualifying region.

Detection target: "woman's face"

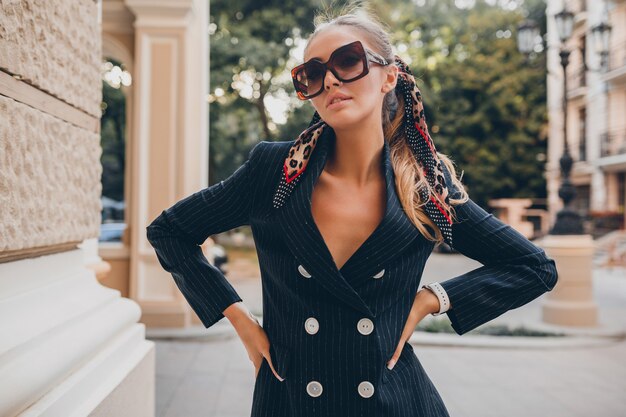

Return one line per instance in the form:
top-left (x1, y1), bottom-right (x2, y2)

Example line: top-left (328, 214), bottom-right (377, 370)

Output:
top-left (303, 27), bottom-right (395, 130)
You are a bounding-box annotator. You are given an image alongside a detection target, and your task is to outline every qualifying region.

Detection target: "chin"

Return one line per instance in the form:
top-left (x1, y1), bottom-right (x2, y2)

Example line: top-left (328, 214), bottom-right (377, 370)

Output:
top-left (319, 109), bottom-right (366, 130)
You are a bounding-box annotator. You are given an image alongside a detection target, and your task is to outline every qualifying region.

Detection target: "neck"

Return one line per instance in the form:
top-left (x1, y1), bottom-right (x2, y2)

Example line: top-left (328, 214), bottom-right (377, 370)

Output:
top-left (325, 116), bottom-right (385, 187)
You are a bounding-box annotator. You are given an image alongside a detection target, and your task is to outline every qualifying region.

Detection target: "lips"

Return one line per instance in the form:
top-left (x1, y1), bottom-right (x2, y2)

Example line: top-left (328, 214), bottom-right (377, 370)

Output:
top-left (327, 98), bottom-right (352, 110)
top-left (326, 93), bottom-right (352, 108)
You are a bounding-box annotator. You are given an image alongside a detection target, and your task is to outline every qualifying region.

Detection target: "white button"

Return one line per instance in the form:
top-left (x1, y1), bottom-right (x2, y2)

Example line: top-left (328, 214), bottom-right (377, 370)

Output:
top-left (306, 380), bottom-right (323, 397)
top-left (357, 318), bottom-right (374, 335)
top-left (305, 317), bottom-right (319, 335)
top-left (357, 381), bottom-right (375, 398)
top-left (298, 265), bottom-right (312, 278)
top-left (372, 269), bottom-right (385, 279)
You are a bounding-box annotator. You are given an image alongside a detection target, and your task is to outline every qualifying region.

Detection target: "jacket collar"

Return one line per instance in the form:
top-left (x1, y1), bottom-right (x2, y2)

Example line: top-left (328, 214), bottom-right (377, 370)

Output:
top-left (274, 126), bottom-right (425, 317)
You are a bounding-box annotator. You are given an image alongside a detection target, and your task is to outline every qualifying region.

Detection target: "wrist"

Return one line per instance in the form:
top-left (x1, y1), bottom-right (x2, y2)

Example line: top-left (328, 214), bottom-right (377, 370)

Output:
top-left (420, 282), bottom-right (450, 316)
top-left (416, 288), bottom-right (440, 315)
top-left (223, 301), bottom-right (255, 325)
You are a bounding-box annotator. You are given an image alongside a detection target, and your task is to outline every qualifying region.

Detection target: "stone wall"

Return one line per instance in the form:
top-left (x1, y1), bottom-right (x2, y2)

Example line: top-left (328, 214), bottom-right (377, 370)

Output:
top-left (0, 0), bottom-right (102, 257)
top-left (0, 0), bottom-right (102, 117)
top-left (0, 95), bottom-right (102, 253)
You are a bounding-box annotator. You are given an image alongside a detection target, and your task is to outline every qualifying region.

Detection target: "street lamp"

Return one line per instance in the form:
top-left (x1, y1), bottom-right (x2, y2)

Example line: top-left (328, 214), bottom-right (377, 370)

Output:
top-left (550, 6), bottom-right (584, 235)
top-left (554, 8), bottom-right (574, 43)
top-left (591, 18), bottom-right (611, 71)
top-left (514, 5), bottom-right (605, 329)
top-left (517, 19), bottom-right (540, 56)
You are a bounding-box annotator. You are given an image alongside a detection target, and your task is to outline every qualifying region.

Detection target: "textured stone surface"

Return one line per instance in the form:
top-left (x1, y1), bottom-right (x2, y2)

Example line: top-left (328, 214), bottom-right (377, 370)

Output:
top-left (0, 95), bottom-right (102, 252)
top-left (0, 0), bottom-right (102, 117)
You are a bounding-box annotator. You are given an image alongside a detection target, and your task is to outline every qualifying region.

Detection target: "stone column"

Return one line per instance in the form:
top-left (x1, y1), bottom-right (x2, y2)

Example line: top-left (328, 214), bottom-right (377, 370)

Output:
top-left (542, 0), bottom-right (599, 329)
top-left (125, 0), bottom-right (209, 328)
top-left (541, 235), bottom-right (598, 326)
top-left (0, 1), bottom-right (154, 416)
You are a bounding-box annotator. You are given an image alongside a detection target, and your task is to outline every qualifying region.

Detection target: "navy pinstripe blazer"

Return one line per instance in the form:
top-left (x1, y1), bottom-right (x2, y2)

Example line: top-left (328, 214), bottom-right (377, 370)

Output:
top-left (146, 129), bottom-right (558, 417)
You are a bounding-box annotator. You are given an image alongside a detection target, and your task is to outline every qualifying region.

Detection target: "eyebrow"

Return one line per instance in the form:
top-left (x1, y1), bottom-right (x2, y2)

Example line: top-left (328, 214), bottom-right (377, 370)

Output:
top-left (305, 55), bottom-right (325, 62)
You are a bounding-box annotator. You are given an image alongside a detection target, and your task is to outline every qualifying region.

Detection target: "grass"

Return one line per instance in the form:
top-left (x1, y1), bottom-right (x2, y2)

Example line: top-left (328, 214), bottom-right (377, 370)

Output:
top-left (417, 317), bottom-right (568, 337)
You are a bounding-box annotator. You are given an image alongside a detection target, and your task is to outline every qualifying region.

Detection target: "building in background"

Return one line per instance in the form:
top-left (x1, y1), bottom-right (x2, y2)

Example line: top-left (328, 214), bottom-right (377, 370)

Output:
top-left (99, 0), bottom-right (211, 329)
top-left (0, 0), bottom-right (210, 414)
top-left (546, 0), bottom-right (626, 236)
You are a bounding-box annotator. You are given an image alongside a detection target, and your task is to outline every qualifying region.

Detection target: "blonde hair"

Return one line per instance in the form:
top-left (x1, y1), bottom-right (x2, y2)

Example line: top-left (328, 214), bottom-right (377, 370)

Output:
top-left (305, 1), bottom-right (470, 246)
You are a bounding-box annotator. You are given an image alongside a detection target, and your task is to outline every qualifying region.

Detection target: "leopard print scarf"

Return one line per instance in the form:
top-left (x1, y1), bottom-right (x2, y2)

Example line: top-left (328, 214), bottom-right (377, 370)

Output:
top-left (272, 55), bottom-right (454, 247)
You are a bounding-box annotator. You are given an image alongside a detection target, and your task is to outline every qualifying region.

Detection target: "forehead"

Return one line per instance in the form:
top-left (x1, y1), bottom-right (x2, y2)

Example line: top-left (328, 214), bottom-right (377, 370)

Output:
top-left (304, 26), bottom-right (373, 62)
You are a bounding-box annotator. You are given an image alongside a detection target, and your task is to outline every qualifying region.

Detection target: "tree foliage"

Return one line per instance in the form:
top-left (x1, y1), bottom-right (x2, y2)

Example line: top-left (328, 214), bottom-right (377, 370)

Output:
top-left (209, 0), bottom-right (549, 206)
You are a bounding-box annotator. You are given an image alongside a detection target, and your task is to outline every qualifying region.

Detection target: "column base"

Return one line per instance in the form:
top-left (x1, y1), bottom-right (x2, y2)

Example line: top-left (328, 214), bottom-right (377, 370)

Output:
top-left (539, 234), bottom-right (599, 327)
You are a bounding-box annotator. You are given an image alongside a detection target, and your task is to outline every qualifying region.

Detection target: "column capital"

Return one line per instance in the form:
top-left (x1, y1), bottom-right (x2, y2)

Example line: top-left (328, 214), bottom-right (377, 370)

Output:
top-left (125, 0), bottom-right (196, 28)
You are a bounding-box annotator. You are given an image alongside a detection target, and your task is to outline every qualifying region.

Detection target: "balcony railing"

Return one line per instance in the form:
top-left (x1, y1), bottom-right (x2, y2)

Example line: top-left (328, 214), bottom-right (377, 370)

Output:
top-left (600, 128), bottom-right (626, 158)
top-left (609, 40), bottom-right (626, 72)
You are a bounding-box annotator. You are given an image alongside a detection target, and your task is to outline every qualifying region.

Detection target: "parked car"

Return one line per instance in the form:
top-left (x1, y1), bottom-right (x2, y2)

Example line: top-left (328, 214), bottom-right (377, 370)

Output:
top-left (99, 222), bottom-right (126, 242)
top-left (101, 196), bottom-right (125, 223)
top-left (210, 243), bottom-right (229, 274)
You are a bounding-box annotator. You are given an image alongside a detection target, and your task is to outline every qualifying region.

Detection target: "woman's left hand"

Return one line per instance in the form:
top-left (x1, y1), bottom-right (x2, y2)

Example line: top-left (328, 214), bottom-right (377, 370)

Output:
top-left (386, 288), bottom-right (440, 370)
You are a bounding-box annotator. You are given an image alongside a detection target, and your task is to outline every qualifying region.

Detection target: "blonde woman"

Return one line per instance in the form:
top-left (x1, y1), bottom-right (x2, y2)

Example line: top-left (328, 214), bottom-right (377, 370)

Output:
top-left (146, 5), bottom-right (558, 416)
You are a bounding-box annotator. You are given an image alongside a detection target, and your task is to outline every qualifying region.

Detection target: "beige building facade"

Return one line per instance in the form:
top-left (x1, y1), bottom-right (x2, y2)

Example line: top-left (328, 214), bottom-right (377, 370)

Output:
top-left (1, 0), bottom-right (210, 414)
top-left (546, 0), bottom-right (626, 233)
top-left (100, 0), bottom-right (211, 329)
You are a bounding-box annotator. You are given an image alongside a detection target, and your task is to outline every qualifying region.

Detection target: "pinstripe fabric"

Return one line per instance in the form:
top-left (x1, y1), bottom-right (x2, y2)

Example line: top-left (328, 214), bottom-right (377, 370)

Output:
top-left (436, 163), bottom-right (559, 336)
top-left (146, 126), bottom-right (558, 417)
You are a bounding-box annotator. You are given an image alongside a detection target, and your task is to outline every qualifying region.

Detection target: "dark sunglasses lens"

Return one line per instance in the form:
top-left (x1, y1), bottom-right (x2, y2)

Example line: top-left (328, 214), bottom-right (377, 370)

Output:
top-left (332, 46), bottom-right (365, 80)
top-left (294, 61), bottom-right (325, 97)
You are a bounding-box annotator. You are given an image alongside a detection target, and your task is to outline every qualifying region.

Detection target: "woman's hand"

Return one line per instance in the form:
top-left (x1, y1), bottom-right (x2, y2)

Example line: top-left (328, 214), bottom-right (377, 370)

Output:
top-left (386, 288), bottom-right (440, 370)
top-left (224, 302), bottom-right (284, 381)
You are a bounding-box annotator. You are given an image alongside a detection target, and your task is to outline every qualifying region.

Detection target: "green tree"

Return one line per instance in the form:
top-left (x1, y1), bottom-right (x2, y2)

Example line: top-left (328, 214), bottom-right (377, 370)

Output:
top-left (209, 0), bottom-right (328, 183)
top-left (389, 0), bottom-right (548, 206)
top-left (100, 62), bottom-right (127, 204)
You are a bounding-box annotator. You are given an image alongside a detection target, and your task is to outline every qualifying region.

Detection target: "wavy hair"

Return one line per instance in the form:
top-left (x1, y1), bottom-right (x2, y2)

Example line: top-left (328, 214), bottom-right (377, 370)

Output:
top-left (303, 1), bottom-right (470, 245)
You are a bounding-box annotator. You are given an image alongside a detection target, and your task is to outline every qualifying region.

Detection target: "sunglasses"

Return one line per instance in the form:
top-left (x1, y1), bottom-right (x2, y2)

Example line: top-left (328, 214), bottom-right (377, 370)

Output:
top-left (291, 40), bottom-right (390, 100)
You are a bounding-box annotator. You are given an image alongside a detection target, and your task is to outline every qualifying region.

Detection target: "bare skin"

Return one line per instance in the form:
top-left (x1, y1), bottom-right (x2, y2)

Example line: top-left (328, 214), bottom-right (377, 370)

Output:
top-left (311, 158), bottom-right (386, 271)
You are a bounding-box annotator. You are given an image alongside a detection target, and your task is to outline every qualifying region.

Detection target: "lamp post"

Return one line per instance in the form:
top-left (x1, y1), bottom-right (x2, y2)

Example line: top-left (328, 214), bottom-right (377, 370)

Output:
top-left (515, 6), bottom-right (597, 329)
top-left (549, 7), bottom-right (584, 235)
top-left (517, 12), bottom-right (578, 234)
top-left (590, 14), bottom-right (611, 72)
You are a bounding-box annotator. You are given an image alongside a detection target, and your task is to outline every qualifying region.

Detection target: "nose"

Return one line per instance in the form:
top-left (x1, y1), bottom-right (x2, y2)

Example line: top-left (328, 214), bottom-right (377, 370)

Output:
top-left (324, 69), bottom-right (342, 90)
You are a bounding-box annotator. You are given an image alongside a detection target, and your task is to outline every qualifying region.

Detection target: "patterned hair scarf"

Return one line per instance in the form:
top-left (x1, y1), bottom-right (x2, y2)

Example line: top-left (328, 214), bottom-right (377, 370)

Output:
top-left (272, 55), bottom-right (454, 247)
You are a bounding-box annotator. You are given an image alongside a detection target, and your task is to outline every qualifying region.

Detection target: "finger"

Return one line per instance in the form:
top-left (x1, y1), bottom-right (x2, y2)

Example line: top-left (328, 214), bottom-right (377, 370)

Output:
top-left (388, 317), bottom-right (419, 370)
top-left (253, 355), bottom-right (264, 379)
top-left (265, 352), bottom-right (285, 382)
top-left (386, 340), bottom-right (404, 370)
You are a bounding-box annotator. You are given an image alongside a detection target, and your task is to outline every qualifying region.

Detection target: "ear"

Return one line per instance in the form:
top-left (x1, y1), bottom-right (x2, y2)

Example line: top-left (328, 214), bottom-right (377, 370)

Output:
top-left (381, 64), bottom-right (398, 93)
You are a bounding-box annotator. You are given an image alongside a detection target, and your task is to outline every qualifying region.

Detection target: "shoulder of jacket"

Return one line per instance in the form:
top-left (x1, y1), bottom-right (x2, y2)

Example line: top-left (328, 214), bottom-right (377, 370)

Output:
top-left (254, 139), bottom-right (295, 152)
top-left (250, 139), bottom-right (296, 165)
top-left (246, 140), bottom-right (296, 216)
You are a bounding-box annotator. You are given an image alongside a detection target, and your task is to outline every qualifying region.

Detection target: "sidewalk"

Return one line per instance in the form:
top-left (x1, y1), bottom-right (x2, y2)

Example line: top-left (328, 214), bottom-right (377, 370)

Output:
top-left (149, 252), bottom-right (626, 417)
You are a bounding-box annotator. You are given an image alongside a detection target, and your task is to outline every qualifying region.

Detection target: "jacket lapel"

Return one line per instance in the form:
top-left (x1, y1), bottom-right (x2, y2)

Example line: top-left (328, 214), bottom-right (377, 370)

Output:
top-left (275, 126), bottom-right (424, 317)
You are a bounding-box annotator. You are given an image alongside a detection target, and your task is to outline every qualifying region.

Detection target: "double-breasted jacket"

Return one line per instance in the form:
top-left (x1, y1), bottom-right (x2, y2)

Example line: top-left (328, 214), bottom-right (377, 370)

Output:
top-left (146, 128), bottom-right (559, 417)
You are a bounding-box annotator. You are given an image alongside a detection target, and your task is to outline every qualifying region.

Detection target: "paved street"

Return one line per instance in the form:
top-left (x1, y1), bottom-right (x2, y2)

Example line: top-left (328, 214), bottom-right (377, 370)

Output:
top-left (150, 252), bottom-right (626, 417)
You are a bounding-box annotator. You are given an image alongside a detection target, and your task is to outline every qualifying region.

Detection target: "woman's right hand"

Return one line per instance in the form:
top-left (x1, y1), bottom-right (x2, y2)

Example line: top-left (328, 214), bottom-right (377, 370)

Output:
top-left (223, 302), bottom-right (284, 382)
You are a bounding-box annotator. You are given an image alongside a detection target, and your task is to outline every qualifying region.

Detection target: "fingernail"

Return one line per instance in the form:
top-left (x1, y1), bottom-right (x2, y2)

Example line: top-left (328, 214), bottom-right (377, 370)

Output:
top-left (387, 360), bottom-right (396, 370)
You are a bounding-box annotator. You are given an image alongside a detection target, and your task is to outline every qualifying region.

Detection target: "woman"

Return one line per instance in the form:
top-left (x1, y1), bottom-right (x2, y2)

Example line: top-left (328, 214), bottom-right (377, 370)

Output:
top-left (146, 6), bottom-right (559, 417)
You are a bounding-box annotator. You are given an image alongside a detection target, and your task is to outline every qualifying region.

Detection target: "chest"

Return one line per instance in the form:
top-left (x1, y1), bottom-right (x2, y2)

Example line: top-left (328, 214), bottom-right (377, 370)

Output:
top-left (310, 175), bottom-right (386, 271)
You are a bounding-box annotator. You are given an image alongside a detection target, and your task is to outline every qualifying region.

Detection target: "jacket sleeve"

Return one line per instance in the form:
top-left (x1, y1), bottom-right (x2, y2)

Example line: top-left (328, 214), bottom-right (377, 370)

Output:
top-left (437, 163), bottom-right (559, 336)
top-left (145, 141), bottom-right (266, 329)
